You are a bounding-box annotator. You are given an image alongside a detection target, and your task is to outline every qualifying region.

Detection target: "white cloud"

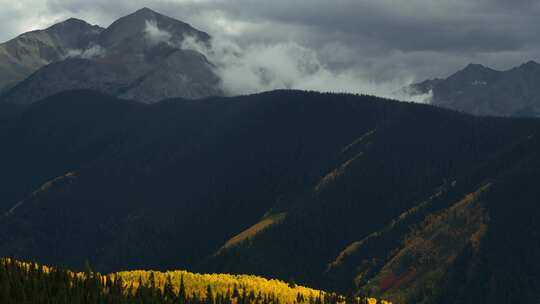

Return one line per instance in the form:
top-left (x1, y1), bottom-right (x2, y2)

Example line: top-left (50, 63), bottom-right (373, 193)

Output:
top-left (144, 20), bottom-right (173, 46)
top-left (1, 0), bottom-right (538, 101)
top-left (65, 45), bottom-right (106, 59)
top-left (182, 35), bottom-right (427, 102)
top-left (0, 0), bottom-right (65, 42)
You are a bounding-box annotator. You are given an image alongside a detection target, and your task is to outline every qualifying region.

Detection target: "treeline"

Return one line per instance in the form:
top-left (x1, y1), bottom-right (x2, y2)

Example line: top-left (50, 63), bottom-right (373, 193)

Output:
top-left (0, 258), bottom-right (388, 304)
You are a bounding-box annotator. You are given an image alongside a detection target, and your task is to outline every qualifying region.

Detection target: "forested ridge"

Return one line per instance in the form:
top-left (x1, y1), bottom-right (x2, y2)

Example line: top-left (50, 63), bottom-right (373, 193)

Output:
top-left (1, 89), bottom-right (540, 303)
top-left (0, 258), bottom-right (390, 304)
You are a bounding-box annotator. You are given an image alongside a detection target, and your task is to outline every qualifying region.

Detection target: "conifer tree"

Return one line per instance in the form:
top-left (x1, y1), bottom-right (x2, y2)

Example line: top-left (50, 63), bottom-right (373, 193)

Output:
top-left (179, 274), bottom-right (187, 304)
top-left (206, 285), bottom-right (215, 304)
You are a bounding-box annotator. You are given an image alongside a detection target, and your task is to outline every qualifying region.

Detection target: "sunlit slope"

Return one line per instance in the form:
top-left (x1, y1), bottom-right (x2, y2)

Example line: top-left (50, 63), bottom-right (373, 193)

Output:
top-left (115, 270), bottom-right (320, 302)
top-left (0, 258), bottom-right (391, 304)
top-left (325, 133), bottom-right (540, 304)
top-left (219, 213), bottom-right (287, 252)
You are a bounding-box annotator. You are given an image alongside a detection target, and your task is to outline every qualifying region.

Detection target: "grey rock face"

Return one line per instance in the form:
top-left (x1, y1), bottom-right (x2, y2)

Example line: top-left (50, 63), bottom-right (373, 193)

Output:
top-left (0, 18), bottom-right (103, 92)
top-left (99, 8), bottom-right (210, 50)
top-left (119, 49), bottom-right (221, 102)
top-left (408, 61), bottom-right (540, 117)
top-left (1, 8), bottom-right (223, 104)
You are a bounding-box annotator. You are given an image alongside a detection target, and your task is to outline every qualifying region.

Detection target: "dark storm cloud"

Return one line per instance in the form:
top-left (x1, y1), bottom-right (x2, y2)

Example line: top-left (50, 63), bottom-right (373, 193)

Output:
top-left (207, 0), bottom-right (540, 52)
top-left (1, 0), bottom-right (539, 92)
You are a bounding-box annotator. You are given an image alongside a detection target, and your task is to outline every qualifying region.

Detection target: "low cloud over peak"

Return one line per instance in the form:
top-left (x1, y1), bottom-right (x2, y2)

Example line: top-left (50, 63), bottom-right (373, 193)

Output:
top-left (0, 0), bottom-right (538, 99)
top-left (144, 20), bottom-right (172, 46)
top-left (182, 35), bottom-right (431, 102)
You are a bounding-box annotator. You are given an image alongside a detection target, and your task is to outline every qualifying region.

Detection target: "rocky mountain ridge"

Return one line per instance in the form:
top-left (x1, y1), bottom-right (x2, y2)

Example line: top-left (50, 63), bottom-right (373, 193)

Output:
top-left (0, 8), bottom-right (222, 104)
top-left (406, 61), bottom-right (540, 117)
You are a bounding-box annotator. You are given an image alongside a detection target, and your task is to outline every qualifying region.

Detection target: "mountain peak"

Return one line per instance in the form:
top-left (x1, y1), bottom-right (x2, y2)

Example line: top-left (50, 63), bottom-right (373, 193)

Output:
top-left (34, 18), bottom-right (101, 34)
top-left (463, 63), bottom-right (489, 71)
top-left (57, 18), bottom-right (89, 26)
top-left (520, 60), bottom-right (540, 69)
top-left (99, 7), bottom-right (209, 49)
top-left (135, 7), bottom-right (157, 14)
top-left (98, 8), bottom-right (169, 48)
top-left (48, 18), bottom-right (104, 34)
top-left (452, 63), bottom-right (497, 78)
top-left (130, 7), bottom-right (163, 19)
top-left (125, 7), bottom-right (175, 23)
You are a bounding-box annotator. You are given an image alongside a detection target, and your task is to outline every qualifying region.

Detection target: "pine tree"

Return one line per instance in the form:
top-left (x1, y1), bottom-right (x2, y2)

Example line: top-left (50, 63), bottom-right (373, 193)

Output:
top-left (232, 285), bottom-right (240, 299)
top-left (179, 275), bottom-right (187, 304)
top-left (163, 275), bottom-right (176, 303)
top-left (206, 285), bottom-right (215, 304)
top-left (0, 261), bottom-right (11, 304)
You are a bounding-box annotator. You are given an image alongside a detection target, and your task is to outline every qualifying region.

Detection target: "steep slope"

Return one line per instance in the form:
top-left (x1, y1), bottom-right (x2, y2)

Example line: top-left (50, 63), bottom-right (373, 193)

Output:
top-left (0, 18), bottom-right (103, 92)
top-left (321, 128), bottom-right (540, 303)
top-left (1, 90), bottom-right (540, 303)
top-left (0, 90), bottom-right (397, 271)
top-left (0, 91), bottom-right (142, 214)
top-left (414, 144), bottom-right (540, 304)
top-left (0, 8), bottom-right (222, 104)
top-left (358, 184), bottom-right (491, 302)
top-left (407, 61), bottom-right (540, 117)
top-left (199, 101), bottom-right (540, 289)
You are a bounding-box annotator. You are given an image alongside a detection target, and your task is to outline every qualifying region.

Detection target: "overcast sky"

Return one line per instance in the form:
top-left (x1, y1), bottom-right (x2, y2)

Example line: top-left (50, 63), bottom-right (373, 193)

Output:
top-left (0, 0), bottom-right (539, 94)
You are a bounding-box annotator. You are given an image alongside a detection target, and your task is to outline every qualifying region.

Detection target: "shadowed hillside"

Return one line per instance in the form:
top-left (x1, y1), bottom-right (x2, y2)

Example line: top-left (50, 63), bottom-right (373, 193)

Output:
top-left (1, 89), bottom-right (540, 303)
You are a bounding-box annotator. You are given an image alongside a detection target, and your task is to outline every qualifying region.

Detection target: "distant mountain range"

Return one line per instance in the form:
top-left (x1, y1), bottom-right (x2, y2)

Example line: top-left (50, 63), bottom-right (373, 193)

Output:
top-left (1, 89), bottom-right (540, 304)
top-left (0, 8), bottom-right (222, 104)
top-left (2, 7), bottom-right (540, 119)
top-left (406, 61), bottom-right (540, 117)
